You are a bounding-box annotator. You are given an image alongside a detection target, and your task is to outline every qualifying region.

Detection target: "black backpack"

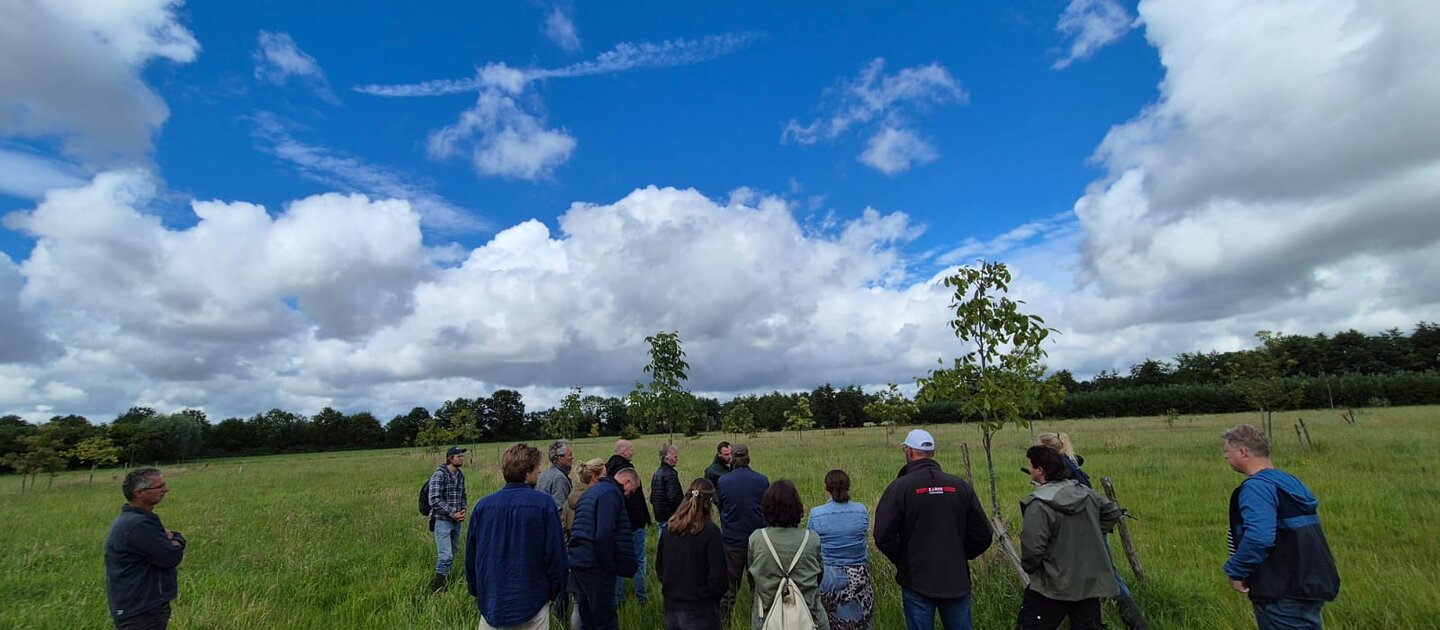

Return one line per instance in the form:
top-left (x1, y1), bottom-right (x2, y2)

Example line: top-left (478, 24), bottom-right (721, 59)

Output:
top-left (418, 479), bottom-right (432, 517)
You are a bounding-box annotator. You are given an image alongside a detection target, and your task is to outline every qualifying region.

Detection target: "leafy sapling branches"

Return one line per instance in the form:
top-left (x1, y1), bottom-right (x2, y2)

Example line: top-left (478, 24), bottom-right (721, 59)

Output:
top-left (630, 331), bottom-right (695, 441)
top-left (916, 260), bottom-right (1064, 518)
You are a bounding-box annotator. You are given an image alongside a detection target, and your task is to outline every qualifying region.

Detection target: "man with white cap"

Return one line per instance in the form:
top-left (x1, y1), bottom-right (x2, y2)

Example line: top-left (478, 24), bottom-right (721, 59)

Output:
top-left (874, 429), bottom-right (993, 630)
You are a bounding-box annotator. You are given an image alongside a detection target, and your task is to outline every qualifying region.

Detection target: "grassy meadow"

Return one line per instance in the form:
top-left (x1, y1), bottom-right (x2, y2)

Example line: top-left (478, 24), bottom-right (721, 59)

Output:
top-left (2, 406), bottom-right (1437, 629)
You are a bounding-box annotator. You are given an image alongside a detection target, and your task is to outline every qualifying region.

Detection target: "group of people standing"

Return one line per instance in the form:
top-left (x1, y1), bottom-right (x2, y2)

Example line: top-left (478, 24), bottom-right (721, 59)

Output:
top-left (98, 423), bottom-right (1338, 630)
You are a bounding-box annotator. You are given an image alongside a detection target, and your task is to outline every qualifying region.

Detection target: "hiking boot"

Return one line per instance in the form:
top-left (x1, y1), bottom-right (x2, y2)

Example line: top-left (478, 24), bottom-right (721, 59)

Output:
top-left (429, 572), bottom-right (448, 594)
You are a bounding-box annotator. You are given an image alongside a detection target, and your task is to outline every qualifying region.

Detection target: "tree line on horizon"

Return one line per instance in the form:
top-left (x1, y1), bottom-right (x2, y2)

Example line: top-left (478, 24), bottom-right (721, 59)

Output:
top-left (4, 321), bottom-right (1438, 481)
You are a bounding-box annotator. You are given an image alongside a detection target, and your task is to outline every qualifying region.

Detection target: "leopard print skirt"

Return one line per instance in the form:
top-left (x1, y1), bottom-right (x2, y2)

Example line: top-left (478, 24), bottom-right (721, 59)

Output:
top-left (819, 564), bottom-right (875, 630)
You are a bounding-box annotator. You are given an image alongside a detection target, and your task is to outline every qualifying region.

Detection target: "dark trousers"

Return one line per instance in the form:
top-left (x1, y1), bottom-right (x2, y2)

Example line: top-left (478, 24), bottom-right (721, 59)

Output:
top-left (1016, 589), bottom-right (1102, 630)
top-left (720, 543), bottom-right (752, 627)
top-left (573, 568), bottom-right (620, 630)
top-left (115, 603), bottom-right (171, 630)
top-left (665, 605), bottom-right (723, 630)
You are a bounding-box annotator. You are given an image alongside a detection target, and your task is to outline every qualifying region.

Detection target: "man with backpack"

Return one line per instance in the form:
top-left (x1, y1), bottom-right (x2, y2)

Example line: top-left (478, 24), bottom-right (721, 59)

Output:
top-left (427, 446), bottom-right (468, 593)
top-left (874, 429), bottom-right (992, 630)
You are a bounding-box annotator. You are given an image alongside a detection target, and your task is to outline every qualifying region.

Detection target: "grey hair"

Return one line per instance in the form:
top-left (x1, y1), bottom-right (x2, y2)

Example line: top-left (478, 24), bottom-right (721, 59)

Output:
top-left (613, 467), bottom-right (640, 482)
top-left (548, 439), bottom-right (572, 463)
top-left (614, 439), bottom-right (633, 455)
top-left (1223, 425), bottom-right (1271, 458)
top-left (122, 467), bottom-right (162, 501)
top-left (659, 443), bottom-right (678, 462)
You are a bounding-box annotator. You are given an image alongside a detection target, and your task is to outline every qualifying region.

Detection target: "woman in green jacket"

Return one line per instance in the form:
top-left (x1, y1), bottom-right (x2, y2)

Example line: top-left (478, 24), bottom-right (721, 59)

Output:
top-left (746, 480), bottom-right (830, 630)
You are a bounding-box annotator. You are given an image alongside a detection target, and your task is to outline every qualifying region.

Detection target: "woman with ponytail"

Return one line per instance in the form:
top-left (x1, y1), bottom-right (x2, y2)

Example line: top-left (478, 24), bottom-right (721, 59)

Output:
top-left (809, 469), bottom-right (874, 630)
top-left (656, 478), bottom-right (727, 630)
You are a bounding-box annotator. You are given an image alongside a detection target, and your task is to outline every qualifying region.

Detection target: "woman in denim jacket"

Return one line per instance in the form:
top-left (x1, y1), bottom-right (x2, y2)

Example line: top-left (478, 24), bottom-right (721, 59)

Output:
top-left (807, 469), bottom-right (874, 630)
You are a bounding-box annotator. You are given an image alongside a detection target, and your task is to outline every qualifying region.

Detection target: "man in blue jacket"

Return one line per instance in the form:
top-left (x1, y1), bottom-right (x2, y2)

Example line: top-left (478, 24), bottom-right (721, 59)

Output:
top-left (1223, 425), bottom-right (1340, 629)
top-left (569, 467), bottom-right (641, 630)
top-left (105, 467), bottom-right (186, 630)
top-left (466, 443), bottom-right (567, 630)
top-left (715, 442), bottom-right (769, 625)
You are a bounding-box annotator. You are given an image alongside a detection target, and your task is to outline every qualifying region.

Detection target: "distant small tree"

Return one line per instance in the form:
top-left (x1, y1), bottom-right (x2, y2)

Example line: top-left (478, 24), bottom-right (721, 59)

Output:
top-left (864, 383), bottom-right (918, 444)
top-left (414, 419), bottom-right (465, 450)
top-left (72, 435), bottom-right (121, 482)
top-left (1224, 332), bottom-right (1308, 438)
top-left (784, 397), bottom-right (815, 440)
top-left (721, 403), bottom-right (756, 439)
top-left (551, 387), bottom-right (584, 439)
top-left (3, 436), bottom-right (68, 491)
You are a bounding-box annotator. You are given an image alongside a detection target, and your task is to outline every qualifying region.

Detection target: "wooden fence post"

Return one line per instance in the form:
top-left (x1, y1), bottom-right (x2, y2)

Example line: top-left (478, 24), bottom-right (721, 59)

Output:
top-left (1298, 418), bottom-right (1313, 449)
top-left (961, 442), bottom-right (974, 488)
top-left (1101, 476), bottom-right (1147, 584)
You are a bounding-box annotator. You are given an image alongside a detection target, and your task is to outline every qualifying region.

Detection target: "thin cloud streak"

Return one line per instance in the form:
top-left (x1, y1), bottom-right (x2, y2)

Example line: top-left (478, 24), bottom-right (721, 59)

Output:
top-left (353, 32), bottom-right (760, 97)
top-left (250, 113), bottom-right (490, 234)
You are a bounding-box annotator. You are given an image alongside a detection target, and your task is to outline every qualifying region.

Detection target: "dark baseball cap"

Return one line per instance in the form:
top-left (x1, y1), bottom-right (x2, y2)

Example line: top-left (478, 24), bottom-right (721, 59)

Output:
top-left (446, 446), bottom-right (467, 457)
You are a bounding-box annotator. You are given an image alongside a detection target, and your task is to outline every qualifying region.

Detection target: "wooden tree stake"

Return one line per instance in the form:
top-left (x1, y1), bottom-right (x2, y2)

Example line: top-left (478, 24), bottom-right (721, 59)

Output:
top-left (961, 442), bottom-right (974, 488)
top-left (991, 515), bottom-right (1031, 587)
top-left (1101, 476), bottom-right (1147, 584)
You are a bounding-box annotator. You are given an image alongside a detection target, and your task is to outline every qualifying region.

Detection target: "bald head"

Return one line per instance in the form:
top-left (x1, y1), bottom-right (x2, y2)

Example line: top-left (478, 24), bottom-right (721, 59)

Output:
top-left (614, 439), bottom-right (635, 461)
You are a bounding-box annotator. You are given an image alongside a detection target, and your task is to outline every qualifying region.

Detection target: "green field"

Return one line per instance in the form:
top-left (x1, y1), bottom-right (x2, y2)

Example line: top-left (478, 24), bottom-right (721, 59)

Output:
top-left (2, 406), bottom-right (1436, 629)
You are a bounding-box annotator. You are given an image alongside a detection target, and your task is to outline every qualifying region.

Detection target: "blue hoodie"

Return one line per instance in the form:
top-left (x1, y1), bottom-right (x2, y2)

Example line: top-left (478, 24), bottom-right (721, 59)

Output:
top-left (1225, 468), bottom-right (1340, 602)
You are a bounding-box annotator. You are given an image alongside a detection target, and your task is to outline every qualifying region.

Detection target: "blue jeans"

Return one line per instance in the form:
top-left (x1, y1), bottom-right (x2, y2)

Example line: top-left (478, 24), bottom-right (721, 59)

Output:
top-left (574, 568), bottom-right (620, 630)
top-left (433, 518), bottom-right (461, 575)
top-left (901, 586), bottom-right (973, 630)
top-left (615, 526), bottom-right (648, 603)
top-left (1253, 599), bottom-right (1325, 630)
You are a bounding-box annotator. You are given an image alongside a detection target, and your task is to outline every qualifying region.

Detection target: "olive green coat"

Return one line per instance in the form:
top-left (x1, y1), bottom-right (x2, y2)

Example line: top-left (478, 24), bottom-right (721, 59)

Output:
top-left (1020, 479), bottom-right (1123, 601)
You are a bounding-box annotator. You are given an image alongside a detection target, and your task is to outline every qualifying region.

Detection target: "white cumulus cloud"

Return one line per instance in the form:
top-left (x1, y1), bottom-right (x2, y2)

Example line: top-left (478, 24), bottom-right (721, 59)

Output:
top-left (971, 0), bottom-right (1440, 378)
top-left (0, 0), bottom-right (198, 161)
top-left (0, 175), bottom-right (961, 420)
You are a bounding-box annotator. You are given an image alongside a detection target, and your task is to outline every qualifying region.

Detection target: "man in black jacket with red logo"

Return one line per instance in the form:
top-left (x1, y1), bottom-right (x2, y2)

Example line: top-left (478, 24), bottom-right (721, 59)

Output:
top-left (875, 429), bottom-right (992, 630)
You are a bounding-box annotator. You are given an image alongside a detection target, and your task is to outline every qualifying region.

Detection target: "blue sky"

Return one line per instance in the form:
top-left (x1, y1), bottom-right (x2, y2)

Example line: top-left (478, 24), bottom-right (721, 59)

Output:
top-left (2, 0), bottom-right (1437, 421)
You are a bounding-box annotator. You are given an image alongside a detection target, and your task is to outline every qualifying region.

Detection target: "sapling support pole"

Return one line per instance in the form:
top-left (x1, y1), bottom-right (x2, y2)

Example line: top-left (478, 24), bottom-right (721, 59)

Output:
top-left (961, 442), bottom-right (974, 488)
top-left (1101, 476), bottom-right (1147, 584)
top-left (991, 515), bottom-right (1030, 587)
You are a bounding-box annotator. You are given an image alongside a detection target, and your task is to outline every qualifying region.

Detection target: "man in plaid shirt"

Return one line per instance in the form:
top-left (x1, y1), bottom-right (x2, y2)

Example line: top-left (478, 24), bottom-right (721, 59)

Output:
top-left (429, 446), bottom-right (468, 593)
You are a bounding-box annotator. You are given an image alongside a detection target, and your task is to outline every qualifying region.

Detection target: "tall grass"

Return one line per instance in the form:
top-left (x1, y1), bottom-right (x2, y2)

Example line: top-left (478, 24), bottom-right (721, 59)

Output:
top-left (1, 407), bottom-right (1434, 628)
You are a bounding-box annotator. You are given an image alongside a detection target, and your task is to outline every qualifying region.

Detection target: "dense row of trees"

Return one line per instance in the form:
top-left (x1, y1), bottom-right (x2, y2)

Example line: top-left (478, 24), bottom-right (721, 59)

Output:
top-left (0, 382), bottom-right (912, 478)
top-left (1053, 323), bottom-right (1440, 392)
top-left (5, 320), bottom-right (1438, 480)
